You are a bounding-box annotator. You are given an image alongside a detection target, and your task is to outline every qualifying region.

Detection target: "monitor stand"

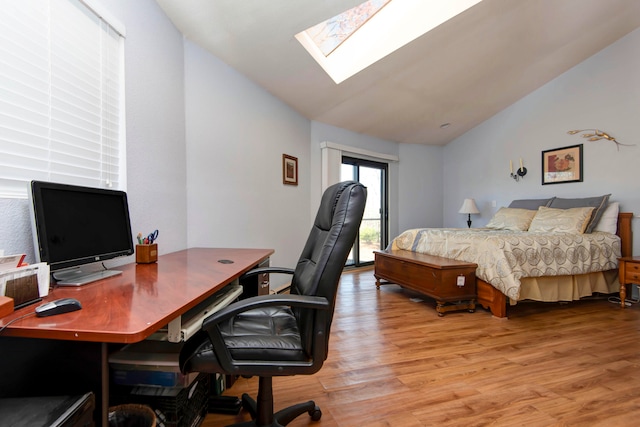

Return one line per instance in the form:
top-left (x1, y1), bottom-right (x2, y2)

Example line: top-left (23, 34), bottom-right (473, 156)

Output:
top-left (53, 268), bottom-right (122, 286)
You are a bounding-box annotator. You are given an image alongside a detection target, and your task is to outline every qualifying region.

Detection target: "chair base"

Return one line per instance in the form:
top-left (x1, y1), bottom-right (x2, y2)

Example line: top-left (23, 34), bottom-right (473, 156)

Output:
top-left (224, 377), bottom-right (322, 427)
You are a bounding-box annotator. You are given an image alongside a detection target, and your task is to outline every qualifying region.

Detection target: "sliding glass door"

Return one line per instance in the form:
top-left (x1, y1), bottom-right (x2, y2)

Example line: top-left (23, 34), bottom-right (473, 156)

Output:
top-left (341, 157), bottom-right (388, 267)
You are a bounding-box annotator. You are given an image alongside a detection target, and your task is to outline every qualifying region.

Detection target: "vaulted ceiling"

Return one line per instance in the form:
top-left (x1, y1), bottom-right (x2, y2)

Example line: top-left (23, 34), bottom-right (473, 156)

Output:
top-left (155, 0), bottom-right (640, 146)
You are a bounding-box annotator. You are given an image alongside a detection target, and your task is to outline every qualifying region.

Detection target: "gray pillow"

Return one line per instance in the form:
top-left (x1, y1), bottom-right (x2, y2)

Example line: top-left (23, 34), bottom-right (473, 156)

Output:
top-left (508, 198), bottom-right (555, 210)
top-left (548, 194), bottom-right (611, 233)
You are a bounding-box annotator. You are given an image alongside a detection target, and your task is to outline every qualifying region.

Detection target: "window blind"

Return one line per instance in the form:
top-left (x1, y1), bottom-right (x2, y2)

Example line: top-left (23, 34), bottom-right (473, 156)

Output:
top-left (0, 0), bottom-right (125, 198)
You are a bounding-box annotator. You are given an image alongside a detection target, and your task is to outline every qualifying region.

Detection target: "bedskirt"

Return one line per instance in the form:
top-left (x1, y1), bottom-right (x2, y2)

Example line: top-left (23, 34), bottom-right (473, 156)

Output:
top-left (514, 269), bottom-right (619, 304)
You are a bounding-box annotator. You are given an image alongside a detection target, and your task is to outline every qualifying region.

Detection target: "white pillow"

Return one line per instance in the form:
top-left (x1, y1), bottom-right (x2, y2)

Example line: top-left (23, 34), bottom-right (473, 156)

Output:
top-left (528, 206), bottom-right (595, 234)
top-left (486, 207), bottom-right (537, 231)
top-left (593, 202), bottom-right (619, 234)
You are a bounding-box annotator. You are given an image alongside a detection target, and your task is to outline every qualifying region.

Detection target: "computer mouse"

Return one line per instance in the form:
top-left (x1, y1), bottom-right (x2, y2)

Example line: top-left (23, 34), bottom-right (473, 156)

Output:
top-left (35, 298), bottom-right (82, 317)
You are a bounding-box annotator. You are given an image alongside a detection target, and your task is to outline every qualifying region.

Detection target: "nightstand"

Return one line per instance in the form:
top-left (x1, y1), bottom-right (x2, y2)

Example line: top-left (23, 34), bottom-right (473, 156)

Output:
top-left (618, 257), bottom-right (640, 308)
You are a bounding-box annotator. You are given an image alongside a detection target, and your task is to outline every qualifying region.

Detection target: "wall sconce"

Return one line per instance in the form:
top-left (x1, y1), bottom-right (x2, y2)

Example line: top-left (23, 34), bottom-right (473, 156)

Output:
top-left (509, 158), bottom-right (527, 182)
top-left (458, 198), bottom-right (480, 228)
top-left (567, 129), bottom-right (634, 150)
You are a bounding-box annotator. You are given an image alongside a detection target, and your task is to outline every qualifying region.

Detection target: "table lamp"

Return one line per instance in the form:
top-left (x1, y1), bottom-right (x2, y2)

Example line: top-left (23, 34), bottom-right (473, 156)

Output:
top-left (458, 198), bottom-right (480, 228)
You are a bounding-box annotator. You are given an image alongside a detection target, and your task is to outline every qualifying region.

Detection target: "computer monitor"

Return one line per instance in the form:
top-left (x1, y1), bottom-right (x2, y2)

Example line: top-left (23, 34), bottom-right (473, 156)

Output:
top-left (28, 180), bottom-right (134, 286)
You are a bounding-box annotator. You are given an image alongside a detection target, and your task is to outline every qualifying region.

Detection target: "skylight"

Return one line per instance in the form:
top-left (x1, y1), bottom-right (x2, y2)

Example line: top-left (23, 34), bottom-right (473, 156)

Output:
top-left (296, 0), bottom-right (483, 84)
top-left (305, 0), bottom-right (391, 57)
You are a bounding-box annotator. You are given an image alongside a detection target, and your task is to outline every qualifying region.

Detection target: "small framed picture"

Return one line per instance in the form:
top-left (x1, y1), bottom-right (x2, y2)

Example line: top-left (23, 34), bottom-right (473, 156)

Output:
top-left (541, 144), bottom-right (583, 185)
top-left (282, 154), bottom-right (298, 185)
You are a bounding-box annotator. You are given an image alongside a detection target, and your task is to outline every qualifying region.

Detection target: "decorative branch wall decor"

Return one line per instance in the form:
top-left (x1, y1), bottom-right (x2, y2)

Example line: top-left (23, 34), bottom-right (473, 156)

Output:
top-left (567, 129), bottom-right (634, 150)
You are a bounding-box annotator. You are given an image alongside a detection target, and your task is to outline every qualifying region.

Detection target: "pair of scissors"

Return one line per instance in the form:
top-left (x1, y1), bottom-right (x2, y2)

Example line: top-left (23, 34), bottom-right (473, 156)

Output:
top-left (146, 229), bottom-right (158, 244)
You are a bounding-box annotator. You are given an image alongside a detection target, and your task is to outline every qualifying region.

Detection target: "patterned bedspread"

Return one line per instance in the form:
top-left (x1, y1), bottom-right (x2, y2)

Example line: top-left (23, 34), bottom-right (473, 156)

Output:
top-left (390, 228), bottom-right (621, 300)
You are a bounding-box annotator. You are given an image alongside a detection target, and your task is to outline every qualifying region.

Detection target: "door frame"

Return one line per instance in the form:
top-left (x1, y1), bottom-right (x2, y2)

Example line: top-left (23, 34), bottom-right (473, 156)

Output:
top-left (342, 156), bottom-right (389, 267)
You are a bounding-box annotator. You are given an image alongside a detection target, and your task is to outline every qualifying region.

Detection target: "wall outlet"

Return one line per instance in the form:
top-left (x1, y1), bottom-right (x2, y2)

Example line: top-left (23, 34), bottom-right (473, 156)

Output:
top-left (491, 200), bottom-right (496, 207)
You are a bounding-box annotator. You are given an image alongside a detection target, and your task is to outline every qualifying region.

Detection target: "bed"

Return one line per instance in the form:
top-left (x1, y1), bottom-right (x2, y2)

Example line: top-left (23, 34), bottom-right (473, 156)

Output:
top-left (376, 196), bottom-right (633, 318)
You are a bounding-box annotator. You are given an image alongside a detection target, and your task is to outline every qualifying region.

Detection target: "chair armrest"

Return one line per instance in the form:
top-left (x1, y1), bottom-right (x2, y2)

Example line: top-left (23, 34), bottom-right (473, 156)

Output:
top-left (202, 294), bottom-right (329, 331)
top-left (200, 294), bottom-right (331, 374)
top-left (240, 266), bottom-right (294, 279)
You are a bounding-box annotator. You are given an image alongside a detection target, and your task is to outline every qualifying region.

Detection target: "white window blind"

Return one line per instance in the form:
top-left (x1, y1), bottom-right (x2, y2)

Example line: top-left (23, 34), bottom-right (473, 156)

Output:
top-left (0, 0), bottom-right (125, 198)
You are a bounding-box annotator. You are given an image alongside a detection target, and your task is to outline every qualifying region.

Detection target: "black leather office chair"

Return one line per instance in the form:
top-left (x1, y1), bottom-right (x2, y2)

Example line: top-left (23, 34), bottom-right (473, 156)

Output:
top-left (179, 181), bottom-right (366, 427)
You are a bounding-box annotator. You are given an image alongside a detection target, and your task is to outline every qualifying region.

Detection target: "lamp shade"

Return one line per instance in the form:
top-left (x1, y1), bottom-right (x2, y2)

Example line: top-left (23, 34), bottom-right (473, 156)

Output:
top-left (458, 198), bottom-right (480, 214)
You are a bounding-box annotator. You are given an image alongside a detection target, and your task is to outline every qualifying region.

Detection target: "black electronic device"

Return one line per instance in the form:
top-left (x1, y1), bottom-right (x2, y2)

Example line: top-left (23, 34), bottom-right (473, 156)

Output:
top-left (35, 298), bottom-right (82, 317)
top-left (208, 395), bottom-right (242, 415)
top-left (0, 392), bottom-right (95, 427)
top-left (29, 180), bottom-right (134, 286)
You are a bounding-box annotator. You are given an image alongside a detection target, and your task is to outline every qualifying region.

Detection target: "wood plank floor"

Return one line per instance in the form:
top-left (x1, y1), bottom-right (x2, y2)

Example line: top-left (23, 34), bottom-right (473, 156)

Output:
top-left (202, 268), bottom-right (640, 426)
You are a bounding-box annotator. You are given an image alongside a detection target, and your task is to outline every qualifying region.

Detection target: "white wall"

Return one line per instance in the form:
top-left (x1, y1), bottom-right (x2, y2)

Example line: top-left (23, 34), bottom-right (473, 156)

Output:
top-left (443, 27), bottom-right (640, 250)
top-left (111, 0), bottom-right (188, 257)
top-left (0, 0), bottom-right (188, 264)
top-left (310, 122), bottom-right (404, 240)
top-left (0, 199), bottom-right (34, 259)
top-left (398, 143), bottom-right (444, 231)
top-left (308, 123), bottom-right (445, 246)
top-left (184, 40), bottom-right (311, 276)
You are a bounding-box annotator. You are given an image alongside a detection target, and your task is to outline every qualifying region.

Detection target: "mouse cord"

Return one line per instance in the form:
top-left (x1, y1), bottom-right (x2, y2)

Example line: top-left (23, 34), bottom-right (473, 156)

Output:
top-left (0, 312), bottom-right (37, 334)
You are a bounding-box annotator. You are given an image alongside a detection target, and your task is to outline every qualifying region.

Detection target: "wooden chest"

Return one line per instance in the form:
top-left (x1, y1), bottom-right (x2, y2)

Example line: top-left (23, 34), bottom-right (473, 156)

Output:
top-left (374, 249), bottom-right (477, 316)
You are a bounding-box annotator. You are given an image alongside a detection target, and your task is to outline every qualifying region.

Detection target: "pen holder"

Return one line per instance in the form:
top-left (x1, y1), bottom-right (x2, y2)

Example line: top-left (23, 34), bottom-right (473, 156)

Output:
top-left (136, 244), bottom-right (158, 264)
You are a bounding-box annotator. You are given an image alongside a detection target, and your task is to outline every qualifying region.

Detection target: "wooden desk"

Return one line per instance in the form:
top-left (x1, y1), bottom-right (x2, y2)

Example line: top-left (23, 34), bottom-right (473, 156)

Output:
top-left (0, 247), bottom-right (273, 425)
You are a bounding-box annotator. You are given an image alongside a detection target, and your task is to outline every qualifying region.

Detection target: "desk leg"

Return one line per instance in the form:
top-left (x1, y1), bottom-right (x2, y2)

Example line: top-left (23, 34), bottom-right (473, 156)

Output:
top-left (101, 342), bottom-right (109, 427)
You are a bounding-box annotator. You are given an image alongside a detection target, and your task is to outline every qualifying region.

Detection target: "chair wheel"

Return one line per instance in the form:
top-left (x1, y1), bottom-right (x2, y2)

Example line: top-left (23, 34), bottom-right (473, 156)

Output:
top-left (309, 406), bottom-right (322, 421)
